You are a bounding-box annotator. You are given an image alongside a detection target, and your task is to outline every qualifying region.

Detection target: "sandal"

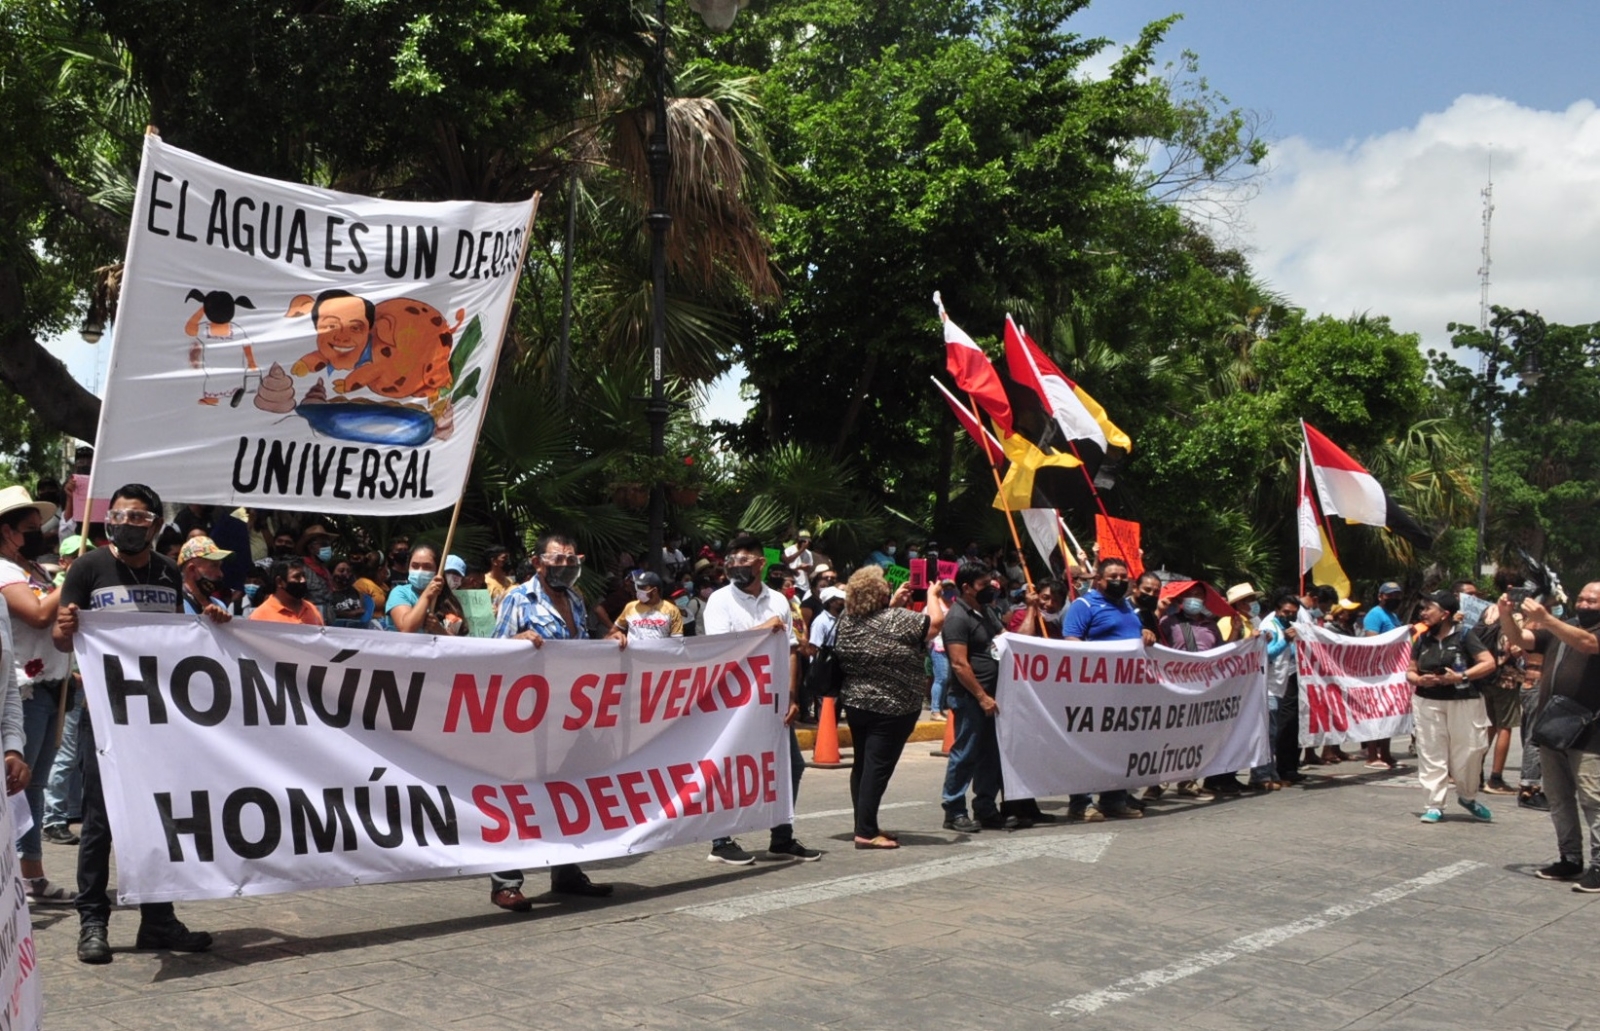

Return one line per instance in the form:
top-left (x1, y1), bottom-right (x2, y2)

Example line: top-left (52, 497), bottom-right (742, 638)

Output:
top-left (26, 877), bottom-right (74, 905)
top-left (491, 887), bottom-right (534, 912)
top-left (854, 835), bottom-right (899, 850)
top-left (1363, 760), bottom-right (1390, 770)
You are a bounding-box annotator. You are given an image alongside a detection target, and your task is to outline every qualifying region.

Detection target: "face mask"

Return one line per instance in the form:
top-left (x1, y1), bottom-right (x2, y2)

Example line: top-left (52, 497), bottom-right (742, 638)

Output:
top-left (1304, 608), bottom-right (1323, 622)
top-left (1552, 605), bottom-right (1565, 618)
top-left (284, 580), bottom-right (310, 600)
top-left (906, 551), bottom-right (920, 561)
top-left (885, 546), bottom-right (897, 557)
top-left (408, 570), bottom-right (435, 592)
top-left (196, 576), bottom-right (219, 596)
top-left (243, 584), bottom-right (262, 600)
top-left (698, 585), bottom-right (715, 600)
top-left (18, 529), bottom-right (45, 558)
top-left (544, 564), bottom-right (580, 589)
top-left (1381, 596), bottom-right (1400, 610)
top-left (782, 586), bottom-right (796, 599)
top-left (316, 546), bottom-right (335, 563)
top-left (1101, 580), bottom-right (1129, 601)
top-left (1181, 597), bottom-right (1207, 618)
top-left (974, 586), bottom-right (998, 606)
top-left (1576, 608), bottom-right (1600, 628)
top-left (1136, 593), bottom-right (1158, 612)
top-left (727, 566), bottom-right (758, 589)
top-left (1248, 600), bottom-right (1261, 619)
top-left (109, 523), bottom-right (151, 555)
top-left (445, 573), bottom-right (463, 590)
top-left (636, 588), bottom-right (654, 603)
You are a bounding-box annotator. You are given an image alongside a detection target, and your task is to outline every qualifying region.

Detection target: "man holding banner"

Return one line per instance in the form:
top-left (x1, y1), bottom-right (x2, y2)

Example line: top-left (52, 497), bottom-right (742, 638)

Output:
top-left (54, 484), bottom-right (219, 964)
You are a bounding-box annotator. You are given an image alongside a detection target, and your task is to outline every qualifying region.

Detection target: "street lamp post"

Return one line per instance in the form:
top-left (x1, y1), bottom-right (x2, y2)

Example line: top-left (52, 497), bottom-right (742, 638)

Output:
top-left (1475, 311), bottom-right (1542, 577)
top-left (645, 0), bottom-right (745, 578)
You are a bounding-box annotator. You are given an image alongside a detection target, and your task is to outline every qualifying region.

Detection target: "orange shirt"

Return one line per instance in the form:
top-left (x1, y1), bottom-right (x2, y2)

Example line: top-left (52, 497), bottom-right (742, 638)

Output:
top-left (249, 594), bottom-right (325, 625)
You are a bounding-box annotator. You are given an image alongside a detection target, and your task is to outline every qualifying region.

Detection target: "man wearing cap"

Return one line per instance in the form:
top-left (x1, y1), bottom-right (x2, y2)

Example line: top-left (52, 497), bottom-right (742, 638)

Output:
top-left (610, 571), bottom-right (684, 642)
top-left (1408, 591), bottom-right (1495, 824)
top-left (178, 537), bottom-right (234, 621)
top-left (1359, 581), bottom-right (1408, 769)
top-left (0, 486), bottom-right (73, 903)
top-left (783, 531), bottom-right (815, 597)
top-left (295, 522), bottom-right (338, 607)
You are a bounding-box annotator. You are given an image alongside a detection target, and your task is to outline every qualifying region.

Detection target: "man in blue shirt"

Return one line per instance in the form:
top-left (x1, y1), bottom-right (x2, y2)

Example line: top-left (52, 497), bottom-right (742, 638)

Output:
top-left (1360, 581), bottom-right (1406, 769)
top-left (1061, 558), bottom-right (1144, 819)
top-left (486, 533), bottom-right (619, 910)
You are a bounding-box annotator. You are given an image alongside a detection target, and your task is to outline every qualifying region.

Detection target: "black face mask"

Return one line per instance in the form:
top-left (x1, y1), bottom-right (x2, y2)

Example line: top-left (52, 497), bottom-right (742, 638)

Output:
top-left (1576, 608), bottom-right (1600, 629)
top-left (727, 566), bottom-right (759, 589)
top-left (16, 529), bottom-right (46, 558)
top-left (109, 523), bottom-right (151, 555)
top-left (284, 580), bottom-right (310, 600)
top-left (196, 576), bottom-right (219, 596)
top-left (1101, 580), bottom-right (1130, 601)
top-left (974, 586), bottom-right (998, 606)
top-left (1135, 592), bottom-right (1158, 612)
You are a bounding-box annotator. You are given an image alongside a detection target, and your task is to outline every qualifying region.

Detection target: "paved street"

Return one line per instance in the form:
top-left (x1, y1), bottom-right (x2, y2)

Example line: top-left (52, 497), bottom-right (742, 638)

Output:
top-left (36, 735), bottom-right (1600, 1031)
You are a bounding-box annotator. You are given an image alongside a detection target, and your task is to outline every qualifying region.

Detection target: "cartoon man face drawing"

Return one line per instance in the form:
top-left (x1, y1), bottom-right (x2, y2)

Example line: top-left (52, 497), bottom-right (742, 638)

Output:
top-left (287, 290), bottom-right (376, 375)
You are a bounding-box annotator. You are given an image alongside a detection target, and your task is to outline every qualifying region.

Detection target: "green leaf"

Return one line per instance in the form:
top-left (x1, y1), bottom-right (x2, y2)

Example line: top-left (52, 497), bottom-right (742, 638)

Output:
top-left (451, 366), bottom-right (481, 403)
top-left (450, 316), bottom-right (484, 383)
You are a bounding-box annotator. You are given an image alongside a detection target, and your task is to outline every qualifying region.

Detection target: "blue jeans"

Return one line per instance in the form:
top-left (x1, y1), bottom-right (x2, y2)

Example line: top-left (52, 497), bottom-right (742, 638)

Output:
top-left (929, 649), bottom-right (950, 714)
top-left (19, 685), bottom-right (62, 863)
top-left (1251, 694), bottom-right (1282, 782)
top-left (713, 726), bottom-right (805, 848)
top-left (44, 689), bottom-right (84, 828)
top-left (941, 691), bottom-right (1000, 820)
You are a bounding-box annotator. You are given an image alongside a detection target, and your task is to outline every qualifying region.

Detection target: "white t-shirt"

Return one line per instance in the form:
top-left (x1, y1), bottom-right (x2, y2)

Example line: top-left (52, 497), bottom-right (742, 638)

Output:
top-left (701, 583), bottom-right (794, 639)
top-left (783, 545), bottom-right (814, 593)
top-left (0, 557), bottom-right (70, 691)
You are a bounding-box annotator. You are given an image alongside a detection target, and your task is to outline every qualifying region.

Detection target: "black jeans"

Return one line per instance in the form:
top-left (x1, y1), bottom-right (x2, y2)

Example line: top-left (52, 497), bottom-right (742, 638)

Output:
top-left (1273, 676), bottom-right (1301, 778)
top-left (77, 715), bottom-right (177, 927)
top-left (845, 707), bottom-right (919, 838)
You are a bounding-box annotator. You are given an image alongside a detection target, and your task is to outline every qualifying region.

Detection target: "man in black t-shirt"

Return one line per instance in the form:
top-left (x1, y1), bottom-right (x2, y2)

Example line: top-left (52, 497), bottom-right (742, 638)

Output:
top-left (54, 483), bottom-right (220, 964)
top-left (1498, 584), bottom-right (1600, 890)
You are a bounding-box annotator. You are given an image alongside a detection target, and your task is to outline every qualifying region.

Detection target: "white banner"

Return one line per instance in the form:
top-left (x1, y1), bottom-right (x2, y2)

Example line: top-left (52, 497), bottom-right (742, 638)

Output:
top-left (996, 635), bottom-right (1271, 799)
top-left (76, 614), bottom-right (791, 903)
top-left (0, 783), bottom-right (43, 1031)
top-left (91, 136), bottom-right (536, 514)
top-left (1295, 623), bottom-right (1414, 747)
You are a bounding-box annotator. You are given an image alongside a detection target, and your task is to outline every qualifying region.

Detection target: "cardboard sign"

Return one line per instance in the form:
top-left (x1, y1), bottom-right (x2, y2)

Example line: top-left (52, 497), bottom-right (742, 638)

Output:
top-left (458, 588), bottom-right (497, 638)
top-left (937, 560), bottom-right (960, 582)
top-left (1095, 515), bottom-right (1142, 577)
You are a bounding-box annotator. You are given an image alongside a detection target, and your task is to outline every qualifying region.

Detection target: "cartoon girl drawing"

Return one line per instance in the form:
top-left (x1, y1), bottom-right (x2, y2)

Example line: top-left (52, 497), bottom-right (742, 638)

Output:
top-left (184, 289), bottom-right (260, 406)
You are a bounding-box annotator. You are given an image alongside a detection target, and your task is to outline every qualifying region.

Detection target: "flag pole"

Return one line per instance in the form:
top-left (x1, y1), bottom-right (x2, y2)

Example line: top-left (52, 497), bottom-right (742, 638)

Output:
top-left (966, 393), bottom-right (1034, 592)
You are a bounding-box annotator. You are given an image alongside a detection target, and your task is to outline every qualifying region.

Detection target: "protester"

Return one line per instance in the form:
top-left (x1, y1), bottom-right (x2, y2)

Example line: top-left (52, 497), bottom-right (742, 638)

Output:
top-left (41, 536), bottom-right (91, 846)
top-left (1060, 558), bottom-right (1145, 819)
top-left (0, 486), bottom-right (73, 905)
top-left (866, 539), bottom-right (898, 569)
top-left (1497, 585), bottom-right (1600, 889)
top-left (1153, 583), bottom-right (1224, 802)
top-left (385, 536), bottom-right (411, 587)
top-left (1252, 591), bottom-right (1302, 790)
top-left (1476, 590), bottom-right (1525, 795)
top-left (327, 557), bottom-right (373, 626)
top-left (483, 544), bottom-right (515, 607)
top-left (609, 571), bottom-right (684, 641)
top-left (928, 579), bottom-right (953, 719)
top-left (940, 563), bottom-right (1014, 832)
top-left (1361, 581), bottom-right (1407, 770)
top-left (1409, 591), bottom-right (1495, 824)
top-left (1133, 570), bottom-right (1163, 645)
top-left (487, 534), bottom-right (618, 905)
top-left (249, 559), bottom-right (325, 625)
top-left (296, 522), bottom-right (338, 607)
top-left (806, 586), bottom-right (847, 651)
top-left (1222, 582), bottom-right (1260, 641)
top-left (783, 530), bottom-right (815, 597)
top-left (178, 536), bottom-right (234, 618)
top-left (834, 567), bottom-right (946, 848)
top-left (385, 545), bottom-right (450, 634)
top-left (700, 534), bottom-right (819, 864)
top-left (54, 483), bottom-right (215, 963)
top-left (230, 565), bottom-right (268, 618)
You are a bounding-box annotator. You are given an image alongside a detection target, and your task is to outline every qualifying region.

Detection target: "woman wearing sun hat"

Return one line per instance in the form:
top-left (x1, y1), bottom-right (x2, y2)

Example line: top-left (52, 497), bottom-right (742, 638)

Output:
top-left (0, 485), bottom-right (73, 904)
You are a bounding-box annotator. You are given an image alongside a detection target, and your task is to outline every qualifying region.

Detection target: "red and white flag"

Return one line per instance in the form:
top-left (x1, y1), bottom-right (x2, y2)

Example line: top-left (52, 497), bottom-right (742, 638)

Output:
top-left (1301, 421), bottom-right (1388, 526)
top-left (935, 292), bottom-right (1012, 436)
top-left (931, 376), bottom-right (1005, 465)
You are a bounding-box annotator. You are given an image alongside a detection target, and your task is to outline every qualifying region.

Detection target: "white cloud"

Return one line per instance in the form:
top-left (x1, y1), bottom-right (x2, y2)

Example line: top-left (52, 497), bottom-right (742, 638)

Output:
top-left (1243, 94), bottom-right (1600, 345)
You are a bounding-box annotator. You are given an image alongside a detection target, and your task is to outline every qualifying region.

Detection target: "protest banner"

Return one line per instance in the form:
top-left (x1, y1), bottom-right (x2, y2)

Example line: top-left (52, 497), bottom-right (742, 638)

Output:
top-left (0, 784), bottom-right (43, 1031)
top-left (75, 613), bottom-right (791, 903)
top-left (1295, 623), bottom-right (1414, 747)
top-left (996, 635), bottom-right (1270, 798)
top-left (458, 589), bottom-right (497, 638)
top-left (89, 135), bottom-right (537, 515)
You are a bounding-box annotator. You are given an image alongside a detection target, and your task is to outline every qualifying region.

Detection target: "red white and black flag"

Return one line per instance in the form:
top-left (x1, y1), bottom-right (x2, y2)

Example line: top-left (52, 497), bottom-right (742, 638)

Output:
top-left (1301, 421), bottom-right (1433, 550)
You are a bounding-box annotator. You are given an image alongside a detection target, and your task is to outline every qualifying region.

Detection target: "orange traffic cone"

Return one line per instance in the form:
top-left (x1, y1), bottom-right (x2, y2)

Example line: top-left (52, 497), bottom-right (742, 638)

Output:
top-left (808, 696), bottom-right (849, 768)
top-left (931, 709), bottom-right (956, 757)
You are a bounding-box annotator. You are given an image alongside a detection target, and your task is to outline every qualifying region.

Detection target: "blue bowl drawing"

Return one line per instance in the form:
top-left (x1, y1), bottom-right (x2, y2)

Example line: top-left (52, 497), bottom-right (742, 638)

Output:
top-left (295, 402), bottom-right (436, 447)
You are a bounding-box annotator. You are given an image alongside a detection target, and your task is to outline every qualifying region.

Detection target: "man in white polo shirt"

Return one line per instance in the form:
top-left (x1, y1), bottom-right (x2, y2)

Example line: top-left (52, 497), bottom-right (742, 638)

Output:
top-left (700, 534), bottom-right (821, 865)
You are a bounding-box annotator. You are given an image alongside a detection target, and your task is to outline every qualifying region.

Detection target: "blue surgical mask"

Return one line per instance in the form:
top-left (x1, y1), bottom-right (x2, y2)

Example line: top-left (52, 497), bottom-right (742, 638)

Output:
top-left (317, 545), bottom-right (334, 563)
top-left (243, 584), bottom-right (261, 600)
top-left (1181, 597), bottom-right (1207, 618)
top-left (1248, 600), bottom-right (1261, 619)
top-left (409, 570), bottom-right (435, 592)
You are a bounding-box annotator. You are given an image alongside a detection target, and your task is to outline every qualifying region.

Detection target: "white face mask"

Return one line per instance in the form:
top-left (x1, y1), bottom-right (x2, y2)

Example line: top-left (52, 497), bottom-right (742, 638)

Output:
top-left (636, 588), bottom-right (652, 603)
top-left (445, 573), bottom-right (463, 590)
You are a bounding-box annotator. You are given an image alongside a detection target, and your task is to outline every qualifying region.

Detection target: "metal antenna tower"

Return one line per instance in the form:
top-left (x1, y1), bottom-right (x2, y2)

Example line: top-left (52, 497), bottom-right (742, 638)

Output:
top-left (1478, 159), bottom-right (1494, 337)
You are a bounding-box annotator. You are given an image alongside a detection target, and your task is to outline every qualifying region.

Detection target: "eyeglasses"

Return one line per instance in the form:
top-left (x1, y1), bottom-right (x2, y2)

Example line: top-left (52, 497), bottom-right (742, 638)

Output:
top-left (540, 554), bottom-right (582, 567)
top-left (106, 509), bottom-right (157, 526)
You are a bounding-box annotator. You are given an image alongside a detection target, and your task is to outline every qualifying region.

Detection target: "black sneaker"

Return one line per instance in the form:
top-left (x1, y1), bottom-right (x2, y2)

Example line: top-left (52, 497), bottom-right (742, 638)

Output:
top-left (978, 814), bottom-right (1018, 831)
top-left (943, 814), bottom-right (982, 833)
top-left (77, 923), bottom-right (111, 965)
top-left (1520, 790), bottom-right (1551, 811)
top-left (1537, 858), bottom-right (1584, 881)
top-left (768, 838), bottom-right (822, 861)
top-left (42, 824), bottom-right (80, 846)
top-left (1573, 868), bottom-right (1600, 893)
top-left (135, 917), bottom-right (213, 952)
top-left (707, 840), bottom-right (756, 865)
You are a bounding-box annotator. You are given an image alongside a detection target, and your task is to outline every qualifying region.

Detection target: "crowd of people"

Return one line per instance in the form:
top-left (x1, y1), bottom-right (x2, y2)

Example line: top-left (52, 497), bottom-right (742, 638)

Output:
top-left (2, 467), bottom-right (1598, 968)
